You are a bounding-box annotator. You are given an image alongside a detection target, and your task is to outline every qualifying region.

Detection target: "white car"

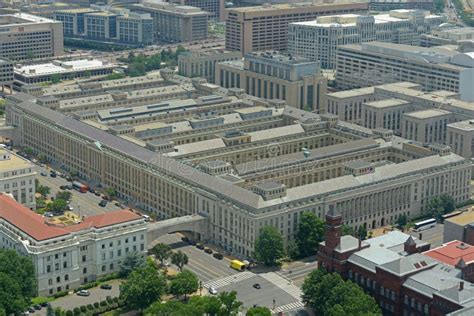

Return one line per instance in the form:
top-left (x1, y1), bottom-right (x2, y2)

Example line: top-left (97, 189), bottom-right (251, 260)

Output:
top-left (208, 287), bottom-right (218, 295)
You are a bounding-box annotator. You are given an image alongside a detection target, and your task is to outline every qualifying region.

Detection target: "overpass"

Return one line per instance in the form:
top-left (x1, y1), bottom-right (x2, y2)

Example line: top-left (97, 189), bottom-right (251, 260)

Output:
top-left (147, 214), bottom-right (209, 249)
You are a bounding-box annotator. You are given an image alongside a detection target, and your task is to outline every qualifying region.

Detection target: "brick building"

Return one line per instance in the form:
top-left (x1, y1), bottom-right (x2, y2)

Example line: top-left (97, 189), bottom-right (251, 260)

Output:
top-left (317, 211), bottom-right (474, 315)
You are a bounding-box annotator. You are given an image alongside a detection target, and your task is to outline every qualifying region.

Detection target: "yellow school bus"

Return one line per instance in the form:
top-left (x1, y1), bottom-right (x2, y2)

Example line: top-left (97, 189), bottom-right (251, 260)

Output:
top-left (230, 260), bottom-right (246, 271)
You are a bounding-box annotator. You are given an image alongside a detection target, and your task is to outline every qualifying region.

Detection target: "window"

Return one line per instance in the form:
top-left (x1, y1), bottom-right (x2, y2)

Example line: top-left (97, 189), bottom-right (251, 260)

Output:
top-left (55, 263), bottom-right (59, 271)
top-left (83, 267), bottom-right (87, 274)
top-left (47, 265), bottom-right (51, 273)
top-left (65, 274), bottom-right (69, 281)
top-left (56, 276), bottom-right (60, 283)
top-left (55, 254), bottom-right (59, 259)
top-left (110, 263), bottom-right (114, 270)
top-left (63, 261), bottom-right (67, 268)
top-left (82, 255), bottom-right (86, 262)
top-left (48, 279), bottom-right (52, 285)
top-left (102, 265), bottom-right (106, 272)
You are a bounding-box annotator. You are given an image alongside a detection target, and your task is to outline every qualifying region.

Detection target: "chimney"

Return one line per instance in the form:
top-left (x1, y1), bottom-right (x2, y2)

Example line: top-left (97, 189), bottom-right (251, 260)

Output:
top-left (459, 281), bottom-right (464, 291)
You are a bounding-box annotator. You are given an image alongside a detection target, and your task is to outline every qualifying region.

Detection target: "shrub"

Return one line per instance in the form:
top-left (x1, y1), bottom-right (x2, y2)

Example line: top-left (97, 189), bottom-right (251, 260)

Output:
top-left (54, 307), bottom-right (64, 316)
top-left (80, 306), bottom-right (87, 313)
top-left (106, 296), bottom-right (112, 303)
top-left (65, 311), bottom-right (73, 316)
top-left (112, 297), bottom-right (119, 303)
top-left (73, 307), bottom-right (80, 316)
top-left (87, 304), bottom-right (93, 310)
top-left (97, 272), bottom-right (119, 283)
top-left (53, 290), bottom-right (69, 298)
top-left (100, 301), bottom-right (107, 307)
top-left (93, 302), bottom-right (99, 309)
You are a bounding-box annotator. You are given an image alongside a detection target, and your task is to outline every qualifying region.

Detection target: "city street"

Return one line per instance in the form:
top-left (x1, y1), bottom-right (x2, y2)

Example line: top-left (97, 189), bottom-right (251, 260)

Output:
top-left (409, 223), bottom-right (444, 248)
top-left (280, 259), bottom-right (319, 287)
top-left (34, 165), bottom-right (121, 217)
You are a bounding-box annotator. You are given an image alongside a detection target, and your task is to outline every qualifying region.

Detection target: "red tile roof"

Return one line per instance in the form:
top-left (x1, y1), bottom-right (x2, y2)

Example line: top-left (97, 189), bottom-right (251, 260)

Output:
top-left (0, 194), bottom-right (143, 242)
top-left (423, 240), bottom-right (474, 266)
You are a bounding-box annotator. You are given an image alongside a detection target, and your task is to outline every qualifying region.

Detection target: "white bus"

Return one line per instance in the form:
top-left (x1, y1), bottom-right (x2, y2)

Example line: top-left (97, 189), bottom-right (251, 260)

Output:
top-left (414, 218), bottom-right (436, 231)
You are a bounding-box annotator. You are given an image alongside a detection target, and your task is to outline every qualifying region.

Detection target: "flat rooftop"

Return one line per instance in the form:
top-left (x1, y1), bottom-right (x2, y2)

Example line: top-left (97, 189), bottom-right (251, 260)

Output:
top-left (448, 120), bottom-right (474, 132)
top-left (0, 150), bottom-right (33, 172)
top-left (228, 0), bottom-right (368, 13)
top-left (364, 98), bottom-right (410, 108)
top-left (446, 210), bottom-right (474, 226)
top-left (403, 109), bottom-right (452, 119)
top-left (15, 59), bottom-right (114, 78)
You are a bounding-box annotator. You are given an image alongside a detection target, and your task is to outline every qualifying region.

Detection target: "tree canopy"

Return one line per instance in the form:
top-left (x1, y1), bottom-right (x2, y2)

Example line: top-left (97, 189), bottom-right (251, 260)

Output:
top-left (295, 212), bottom-right (325, 258)
top-left (36, 184), bottom-right (51, 197)
top-left (145, 295), bottom-right (228, 316)
top-left (424, 194), bottom-right (456, 221)
top-left (0, 250), bottom-right (36, 315)
top-left (302, 269), bottom-right (381, 316)
top-left (151, 243), bottom-right (172, 267)
top-left (246, 306), bottom-right (272, 316)
top-left (254, 226), bottom-right (285, 266)
top-left (169, 269), bottom-right (199, 300)
top-left (171, 251), bottom-right (189, 271)
top-left (55, 191), bottom-right (72, 202)
top-left (119, 251), bottom-right (145, 277)
top-left (218, 291), bottom-right (242, 316)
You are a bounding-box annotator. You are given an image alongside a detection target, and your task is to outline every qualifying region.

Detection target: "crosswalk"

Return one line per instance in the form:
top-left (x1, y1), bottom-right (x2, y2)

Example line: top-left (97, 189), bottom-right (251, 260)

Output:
top-left (203, 271), bottom-right (254, 289)
top-left (273, 301), bottom-right (305, 314)
top-left (260, 272), bottom-right (302, 300)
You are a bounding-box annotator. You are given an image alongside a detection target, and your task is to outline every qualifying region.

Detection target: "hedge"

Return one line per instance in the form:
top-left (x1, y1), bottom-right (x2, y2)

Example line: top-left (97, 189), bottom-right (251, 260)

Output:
top-left (53, 290), bottom-right (69, 299)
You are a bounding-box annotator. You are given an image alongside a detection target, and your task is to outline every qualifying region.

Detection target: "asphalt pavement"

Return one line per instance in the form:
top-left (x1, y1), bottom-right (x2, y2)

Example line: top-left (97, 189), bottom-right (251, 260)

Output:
top-left (409, 223), bottom-right (444, 248)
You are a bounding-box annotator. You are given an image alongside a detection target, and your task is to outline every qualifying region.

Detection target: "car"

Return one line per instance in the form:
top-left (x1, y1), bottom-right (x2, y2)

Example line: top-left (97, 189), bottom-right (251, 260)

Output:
top-left (208, 287), bottom-right (218, 295)
top-left (40, 302), bottom-right (50, 308)
top-left (28, 307), bottom-right (35, 313)
top-left (181, 236), bottom-right (189, 243)
top-left (204, 247), bottom-right (213, 254)
top-left (65, 205), bottom-right (73, 211)
top-left (59, 185), bottom-right (66, 190)
top-left (59, 173), bottom-right (66, 178)
top-left (99, 200), bottom-right (107, 207)
top-left (50, 172), bottom-right (57, 178)
top-left (66, 176), bottom-right (72, 181)
top-left (196, 243), bottom-right (205, 250)
top-left (40, 172), bottom-right (47, 176)
top-left (252, 283), bottom-right (261, 289)
top-left (94, 191), bottom-right (101, 196)
top-left (188, 240), bottom-right (197, 246)
top-left (34, 305), bottom-right (42, 310)
top-left (77, 290), bottom-right (90, 296)
top-left (44, 212), bottom-right (54, 217)
top-left (213, 252), bottom-right (223, 260)
top-left (142, 214), bottom-right (150, 222)
top-left (114, 202), bottom-right (121, 207)
top-left (102, 195), bottom-right (109, 201)
top-left (88, 187), bottom-right (95, 193)
top-left (100, 284), bottom-right (112, 290)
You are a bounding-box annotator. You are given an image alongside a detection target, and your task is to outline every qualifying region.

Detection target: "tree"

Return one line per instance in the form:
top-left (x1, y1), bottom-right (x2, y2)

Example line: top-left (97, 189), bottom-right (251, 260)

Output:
top-left (342, 225), bottom-right (355, 236)
top-left (36, 185), bottom-right (51, 197)
top-left (254, 226), bottom-right (284, 266)
top-left (357, 225), bottom-right (367, 240)
top-left (56, 191), bottom-right (72, 201)
top-left (302, 268), bottom-right (326, 309)
top-left (246, 306), bottom-right (271, 316)
top-left (46, 305), bottom-right (55, 316)
top-left (198, 296), bottom-right (221, 316)
top-left (37, 154), bottom-right (48, 164)
top-left (47, 199), bottom-right (67, 213)
top-left (151, 243), bottom-right (172, 267)
top-left (120, 262), bottom-right (167, 310)
top-left (105, 187), bottom-right (118, 199)
top-left (425, 194), bottom-right (457, 221)
top-left (397, 214), bottom-right (408, 228)
top-left (286, 240), bottom-right (299, 260)
top-left (0, 250), bottom-right (36, 315)
top-left (295, 212), bottom-right (325, 258)
top-left (50, 74), bottom-right (61, 84)
top-left (169, 269), bottom-right (199, 300)
top-left (119, 251), bottom-right (145, 277)
top-left (218, 291), bottom-right (242, 316)
top-left (23, 147), bottom-right (34, 156)
top-left (171, 251), bottom-right (189, 271)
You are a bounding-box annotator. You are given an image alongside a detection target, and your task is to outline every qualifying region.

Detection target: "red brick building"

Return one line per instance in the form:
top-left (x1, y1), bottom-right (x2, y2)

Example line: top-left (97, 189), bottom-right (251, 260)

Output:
top-left (317, 211), bottom-right (474, 315)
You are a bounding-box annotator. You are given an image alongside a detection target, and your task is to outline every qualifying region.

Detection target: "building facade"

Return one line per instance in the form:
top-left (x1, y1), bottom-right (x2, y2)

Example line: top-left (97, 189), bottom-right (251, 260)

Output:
top-left (369, 0), bottom-right (434, 11)
top-left (225, 1), bottom-right (369, 54)
top-left (168, 0), bottom-right (225, 21)
top-left (401, 109), bottom-right (453, 144)
top-left (288, 10), bottom-right (444, 69)
top-left (335, 42), bottom-right (474, 102)
top-left (447, 120), bottom-right (474, 161)
top-left (0, 13), bottom-right (63, 60)
top-left (0, 149), bottom-right (36, 209)
top-left (133, 0), bottom-right (209, 43)
top-left (421, 26), bottom-right (474, 47)
top-left (0, 194), bottom-right (147, 297)
top-left (178, 49), bottom-right (242, 83)
top-left (215, 51), bottom-right (327, 112)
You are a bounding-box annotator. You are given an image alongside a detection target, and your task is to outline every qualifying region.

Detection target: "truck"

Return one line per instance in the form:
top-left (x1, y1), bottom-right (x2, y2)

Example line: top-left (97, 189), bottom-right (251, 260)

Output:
top-left (230, 260), bottom-right (246, 271)
top-left (72, 181), bottom-right (88, 193)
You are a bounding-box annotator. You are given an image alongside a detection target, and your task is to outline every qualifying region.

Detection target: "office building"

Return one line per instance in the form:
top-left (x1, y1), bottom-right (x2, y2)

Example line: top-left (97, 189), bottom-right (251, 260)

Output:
top-left (133, 0), bottom-right (209, 43)
top-left (421, 25), bottom-right (474, 47)
top-left (288, 10), bottom-right (444, 69)
top-left (54, 6), bottom-right (154, 46)
top-left (14, 59), bottom-right (115, 85)
top-left (447, 120), bottom-right (474, 161)
top-left (318, 210), bottom-right (474, 316)
top-left (4, 72), bottom-right (471, 258)
top-left (361, 99), bottom-right (412, 133)
top-left (0, 194), bottom-right (147, 297)
top-left (178, 49), bottom-right (242, 83)
top-left (168, 0), bottom-right (225, 21)
top-left (0, 59), bottom-right (13, 93)
top-left (335, 42), bottom-right (474, 102)
top-left (0, 149), bottom-right (36, 210)
top-left (443, 209), bottom-right (474, 244)
top-left (225, 0), bottom-right (369, 54)
top-left (401, 109), bottom-right (453, 144)
top-left (0, 13), bottom-right (63, 60)
top-left (215, 51), bottom-right (327, 111)
top-left (369, 0), bottom-right (434, 11)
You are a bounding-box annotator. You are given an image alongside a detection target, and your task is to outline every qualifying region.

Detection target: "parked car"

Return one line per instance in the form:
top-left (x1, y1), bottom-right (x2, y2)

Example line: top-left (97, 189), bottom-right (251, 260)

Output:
top-left (65, 205), bottom-right (73, 211)
top-left (44, 212), bottom-right (54, 218)
top-left (181, 236), bottom-right (189, 243)
top-left (28, 307), bottom-right (35, 313)
top-left (77, 290), bottom-right (90, 296)
top-left (252, 283), bottom-right (261, 289)
top-left (65, 176), bottom-right (72, 181)
top-left (142, 214), bottom-right (150, 222)
top-left (40, 302), bottom-right (50, 308)
top-left (100, 284), bottom-right (112, 290)
top-left (102, 195), bottom-right (109, 201)
top-left (204, 247), bottom-right (213, 254)
top-left (188, 240), bottom-right (197, 246)
top-left (59, 173), bottom-right (66, 178)
top-left (50, 172), bottom-right (57, 178)
top-left (40, 172), bottom-right (47, 176)
top-left (99, 200), bottom-right (107, 207)
top-left (59, 185), bottom-right (66, 190)
top-left (196, 243), bottom-right (205, 250)
top-left (65, 185), bottom-right (73, 190)
top-left (33, 305), bottom-right (42, 310)
top-left (213, 252), bottom-right (223, 260)
top-left (94, 191), bottom-right (101, 196)
top-left (208, 287), bottom-right (218, 295)
top-left (114, 202), bottom-right (121, 207)
top-left (88, 187), bottom-right (95, 193)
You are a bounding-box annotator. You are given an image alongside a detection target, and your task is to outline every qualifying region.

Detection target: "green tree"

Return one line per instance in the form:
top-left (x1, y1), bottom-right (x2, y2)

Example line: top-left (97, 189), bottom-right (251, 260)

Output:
top-left (286, 240), bottom-right (299, 260)
top-left (397, 214), bottom-right (408, 228)
top-left (119, 251), bottom-right (145, 277)
top-left (151, 243), bottom-right (172, 267)
top-left (254, 226), bottom-right (284, 266)
top-left (0, 250), bottom-right (36, 315)
top-left (357, 225), bottom-right (367, 240)
top-left (434, 0), bottom-right (445, 12)
top-left (198, 296), bottom-right (221, 316)
top-left (169, 269), bottom-right (199, 300)
top-left (120, 262), bottom-right (167, 310)
top-left (37, 154), bottom-right (48, 164)
top-left (46, 305), bottom-right (55, 316)
top-left (246, 306), bottom-right (271, 316)
top-left (218, 291), bottom-right (242, 316)
top-left (425, 194), bottom-right (457, 221)
top-left (171, 250), bottom-right (189, 271)
top-left (302, 268), bottom-right (326, 308)
top-left (47, 199), bottom-right (67, 213)
top-left (105, 187), bottom-right (118, 199)
top-left (295, 212), bottom-right (325, 258)
top-left (50, 74), bottom-right (61, 84)
top-left (36, 185), bottom-right (51, 197)
top-left (342, 225), bottom-right (355, 236)
top-left (56, 191), bottom-right (72, 201)
top-left (145, 300), bottom-right (196, 316)
top-left (23, 147), bottom-right (34, 156)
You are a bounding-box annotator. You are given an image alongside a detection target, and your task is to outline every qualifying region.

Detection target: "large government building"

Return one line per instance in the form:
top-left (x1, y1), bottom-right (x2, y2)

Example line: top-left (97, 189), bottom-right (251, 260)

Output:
top-left (4, 72), bottom-right (472, 258)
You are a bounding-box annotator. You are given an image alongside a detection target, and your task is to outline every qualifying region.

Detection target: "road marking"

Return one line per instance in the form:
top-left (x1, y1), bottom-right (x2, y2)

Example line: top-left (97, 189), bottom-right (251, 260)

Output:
top-left (273, 301), bottom-right (305, 313)
top-left (204, 271), bottom-right (254, 289)
top-left (260, 272), bottom-right (302, 300)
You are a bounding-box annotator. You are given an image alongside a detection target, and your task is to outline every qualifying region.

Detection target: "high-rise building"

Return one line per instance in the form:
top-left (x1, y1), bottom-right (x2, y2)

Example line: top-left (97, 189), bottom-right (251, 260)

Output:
top-left (421, 25), bottom-right (474, 47)
top-left (216, 51), bottom-right (327, 111)
top-left (168, 0), bottom-right (225, 21)
top-left (335, 42), bottom-right (474, 102)
top-left (0, 13), bottom-right (63, 60)
top-left (133, 0), bottom-right (209, 43)
top-left (288, 10), bottom-right (444, 69)
top-left (225, 0), bottom-right (369, 54)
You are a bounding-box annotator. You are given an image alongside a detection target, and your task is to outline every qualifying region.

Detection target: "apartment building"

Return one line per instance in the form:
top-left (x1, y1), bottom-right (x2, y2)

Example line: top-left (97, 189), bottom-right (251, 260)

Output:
top-left (133, 0), bottom-right (209, 43)
top-left (216, 51), bottom-right (327, 111)
top-left (401, 109), bottom-right (453, 144)
top-left (369, 0), bottom-right (434, 11)
top-left (225, 0), bottom-right (369, 54)
top-left (447, 120), bottom-right (474, 160)
top-left (168, 0), bottom-right (225, 21)
top-left (178, 49), bottom-right (242, 83)
top-left (421, 26), bottom-right (474, 47)
top-left (0, 59), bottom-right (13, 93)
top-left (336, 42), bottom-right (474, 102)
top-left (0, 194), bottom-right (147, 297)
top-left (318, 211), bottom-right (474, 316)
top-left (288, 10), bottom-right (444, 69)
top-left (54, 6), bottom-right (153, 45)
top-left (5, 82), bottom-right (472, 258)
top-left (0, 149), bottom-right (36, 209)
top-left (0, 13), bottom-right (63, 60)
